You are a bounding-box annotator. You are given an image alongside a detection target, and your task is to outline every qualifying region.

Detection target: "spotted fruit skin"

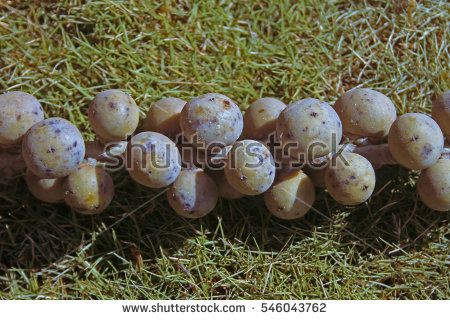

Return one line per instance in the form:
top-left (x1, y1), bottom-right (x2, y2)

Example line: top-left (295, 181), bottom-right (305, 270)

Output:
top-left (22, 117), bottom-right (85, 178)
top-left (276, 98), bottom-right (342, 160)
top-left (25, 168), bottom-right (65, 203)
top-left (63, 162), bottom-right (114, 215)
top-left (89, 89), bottom-right (139, 142)
top-left (126, 131), bottom-right (181, 188)
top-left (333, 88), bottom-right (397, 139)
top-left (388, 113), bottom-right (444, 170)
top-left (143, 97), bottom-right (186, 140)
top-left (417, 158), bottom-right (450, 212)
top-left (180, 93), bottom-right (243, 147)
top-left (167, 168), bottom-right (218, 218)
top-left (325, 152), bottom-right (375, 205)
top-left (224, 140), bottom-right (275, 195)
top-left (242, 97), bottom-right (286, 140)
top-left (264, 169), bottom-right (315, 220)
top-left (0, 91), bottom-right (44, 147)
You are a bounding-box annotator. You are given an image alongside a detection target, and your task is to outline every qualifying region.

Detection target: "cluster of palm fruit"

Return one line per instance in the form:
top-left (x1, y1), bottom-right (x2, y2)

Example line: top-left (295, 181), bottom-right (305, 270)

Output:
top-left (0, 88), bottom-right (448, 219)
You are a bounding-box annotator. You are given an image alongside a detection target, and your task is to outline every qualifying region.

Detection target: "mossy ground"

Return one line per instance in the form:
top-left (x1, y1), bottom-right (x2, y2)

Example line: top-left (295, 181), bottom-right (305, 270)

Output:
top-left (0, 0), bottom-right (449, 299)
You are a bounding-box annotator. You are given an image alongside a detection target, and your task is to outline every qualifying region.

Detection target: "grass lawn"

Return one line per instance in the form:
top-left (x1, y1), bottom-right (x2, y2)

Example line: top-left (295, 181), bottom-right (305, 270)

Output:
top-left (0, 0), bottom-right (449, 299)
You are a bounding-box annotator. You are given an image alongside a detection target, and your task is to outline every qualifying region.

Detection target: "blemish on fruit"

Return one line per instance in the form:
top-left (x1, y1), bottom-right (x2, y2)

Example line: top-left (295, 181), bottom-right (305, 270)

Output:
top-left (422, 144), bottom-right (433, 156)
top-left (223, 100), bottom-right (231, 109)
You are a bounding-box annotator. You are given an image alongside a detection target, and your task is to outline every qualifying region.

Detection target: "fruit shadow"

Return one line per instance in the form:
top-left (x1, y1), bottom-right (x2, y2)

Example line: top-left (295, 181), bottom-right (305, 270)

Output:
top-left (0, 165), bottom-right (447, 274)
top-left (189, 164), bottom-right (448, 257)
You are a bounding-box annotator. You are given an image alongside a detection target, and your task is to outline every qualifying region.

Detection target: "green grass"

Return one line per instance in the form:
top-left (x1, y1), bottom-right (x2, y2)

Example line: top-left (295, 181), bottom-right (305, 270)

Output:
top-left (0, 0), bottom-right (449, 299)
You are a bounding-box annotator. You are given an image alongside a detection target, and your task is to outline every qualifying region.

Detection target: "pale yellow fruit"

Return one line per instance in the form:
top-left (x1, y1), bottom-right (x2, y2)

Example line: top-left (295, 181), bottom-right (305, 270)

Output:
top-left (89, 89), bottom-right (139, 142)
top-left (143, 97), bottom-right (186, 140)
top-left (277, 98), bottom-right (342, 160)
top-left (333, 88), bottom-right (396, 139)
top-left (325, 152), bottom-right (375, 205)
top-left (0, 91), bottom-right (44, 147)
top-left (22, 118), bottom-right (85, 178)
top-left (242, 98), bottom-right (286, 141)
top-left (167, 168), bottom-right (218, 218)
top-left (63, 162), bottom-right (114, 215)
top-left (264, 169), bottom-right (315, 220)
top-left (224, 140), bottom-right (275, 195)
top-left (417, 158), bottom-right (450, 212)
top-left (388, 113), bottom-right (444, 170)
top-left (126, 132), bottom-right (181, 188)
top-left (180, 93), bottom-right (243, 147)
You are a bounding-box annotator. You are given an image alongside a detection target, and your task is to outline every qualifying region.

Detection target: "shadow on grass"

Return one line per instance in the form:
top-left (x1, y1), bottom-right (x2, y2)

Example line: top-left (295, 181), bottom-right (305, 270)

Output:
top-left (0, 165), bottom-right (447, 274)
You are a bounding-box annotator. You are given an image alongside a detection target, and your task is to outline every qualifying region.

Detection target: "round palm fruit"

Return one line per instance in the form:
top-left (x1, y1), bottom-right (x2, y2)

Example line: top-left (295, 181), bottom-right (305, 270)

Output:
top-left (0, 91), bottom-right (44, 147)
top-left (325, 152), bottom-right (375, 205)
top-left (143, 97), bottom-right (186, 140)
top-left (224, 140), bottom-right (275, 195)
top-left (88, 89), bottom-right (139, 142)
top-left (126, 131), bottom-right (181, 188)
top-left (264, 169), bottom-right (315, 220)
top-left (431, 90), bottom-right (450, 138)
top-left (242, 97), bottom-right (286, 140)
top-left (417, 158), bottom-right (450, 211)
top-left (207, 169), bottom-right (244, 200)
top-left (25, 168), bottom-right (64, 203)
top-left (63, 161), bottom-right (114, 215)
top-left (276, 98), bottom-right (342, 160)
top-left (22, 118), bottom-right (85, 178)
top-left (333, 88), bottom-right (397, 139)
top-left (388, 113), bottom-right (444, 170)
top-left (180, 93), bottom-right (243, 147)
top-left (167, 168), bottom-right (218, 218)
